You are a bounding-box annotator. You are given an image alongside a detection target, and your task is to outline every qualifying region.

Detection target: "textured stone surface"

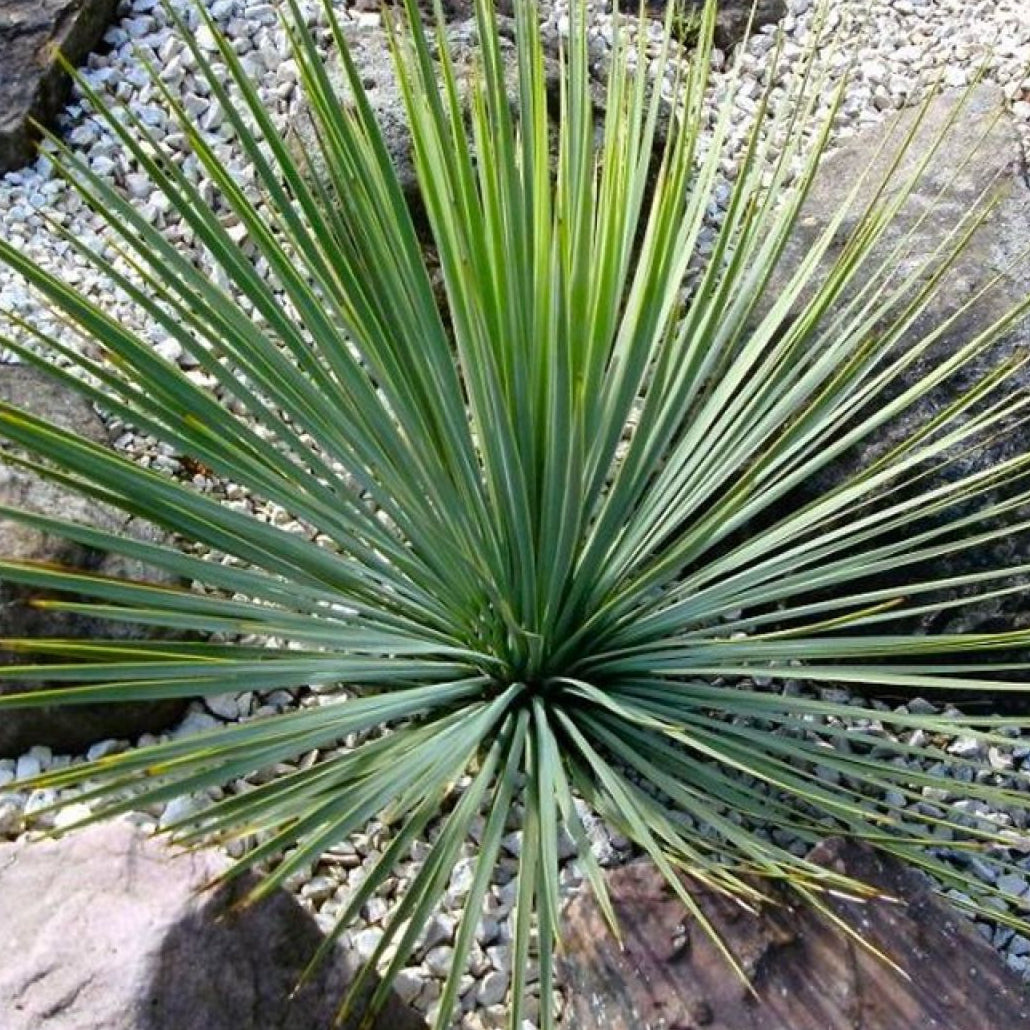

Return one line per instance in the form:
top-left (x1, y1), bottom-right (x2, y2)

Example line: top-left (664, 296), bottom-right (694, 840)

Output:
top-left (559, 840), bottom-right (1030, 1029)
top-left (0, 365), bottom-right (186, 756)
top-left (0, 0), bottom-right (119, 173)
top-left (711, 0), bottom-right (786, 48)
top-left (761, 86), bottom-right (1030, 659)
top-left (659, 0), bottom-right (787, 49)
top-left (285, 22), bottom-right (423, 206)
top-left (286, 17), bottom-right (577, 226)
top-left (0, 819), bottom-right (427, 1030)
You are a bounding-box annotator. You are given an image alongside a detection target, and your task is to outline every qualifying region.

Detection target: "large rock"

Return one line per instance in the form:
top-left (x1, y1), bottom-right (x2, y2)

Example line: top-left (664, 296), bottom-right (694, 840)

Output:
top-left (759, 86), bottom-right (1030, 653)
top-left (653, 0), bottom-right (787, 50)
top-left (0, 365), bottom-right (187, 756)
top-left (708, 0), bottom-right (785, 49)
top-left (0, 819), bottom-right (426, 1030)
top-left (289, 19), bottom-right (527, 217)
top-left (0, 0), bottom-right (119, 174)
top-left (286, 17), bottom-right (603, 228)
top-left (285, 22), bottom-right (425, 209)
top-left (559, 840), bottom-right (1030, 1029)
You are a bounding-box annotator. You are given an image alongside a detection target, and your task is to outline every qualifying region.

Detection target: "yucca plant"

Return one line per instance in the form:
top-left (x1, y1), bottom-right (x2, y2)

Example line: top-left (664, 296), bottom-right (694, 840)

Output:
top-left (2, 0), bottom-right (1030, 1024)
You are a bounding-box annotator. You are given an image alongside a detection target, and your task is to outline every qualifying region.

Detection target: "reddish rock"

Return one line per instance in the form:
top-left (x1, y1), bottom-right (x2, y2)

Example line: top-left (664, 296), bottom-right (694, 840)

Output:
top-left (0, 818), bottom-right (426, 1030)
top-left (559, 839), bottom-right (1030, 1029)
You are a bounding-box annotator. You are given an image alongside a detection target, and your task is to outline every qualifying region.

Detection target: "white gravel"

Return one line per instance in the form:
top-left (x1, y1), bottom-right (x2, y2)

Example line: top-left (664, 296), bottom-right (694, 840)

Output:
top-left (3, 0), bottom-right (1030, 1024)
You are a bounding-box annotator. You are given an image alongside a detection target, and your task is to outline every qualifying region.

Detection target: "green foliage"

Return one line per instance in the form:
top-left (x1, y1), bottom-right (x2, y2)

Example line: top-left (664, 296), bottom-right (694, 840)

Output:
top-left (2, 0), bottom-right (1030, 1024)
top-left (668, 1), bottom-right (706, 46)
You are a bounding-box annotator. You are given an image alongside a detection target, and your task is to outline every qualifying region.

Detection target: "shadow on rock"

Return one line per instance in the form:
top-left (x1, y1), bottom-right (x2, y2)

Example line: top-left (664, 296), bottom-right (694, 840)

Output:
top-left (138, 874), bottom-right (426, 1030)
